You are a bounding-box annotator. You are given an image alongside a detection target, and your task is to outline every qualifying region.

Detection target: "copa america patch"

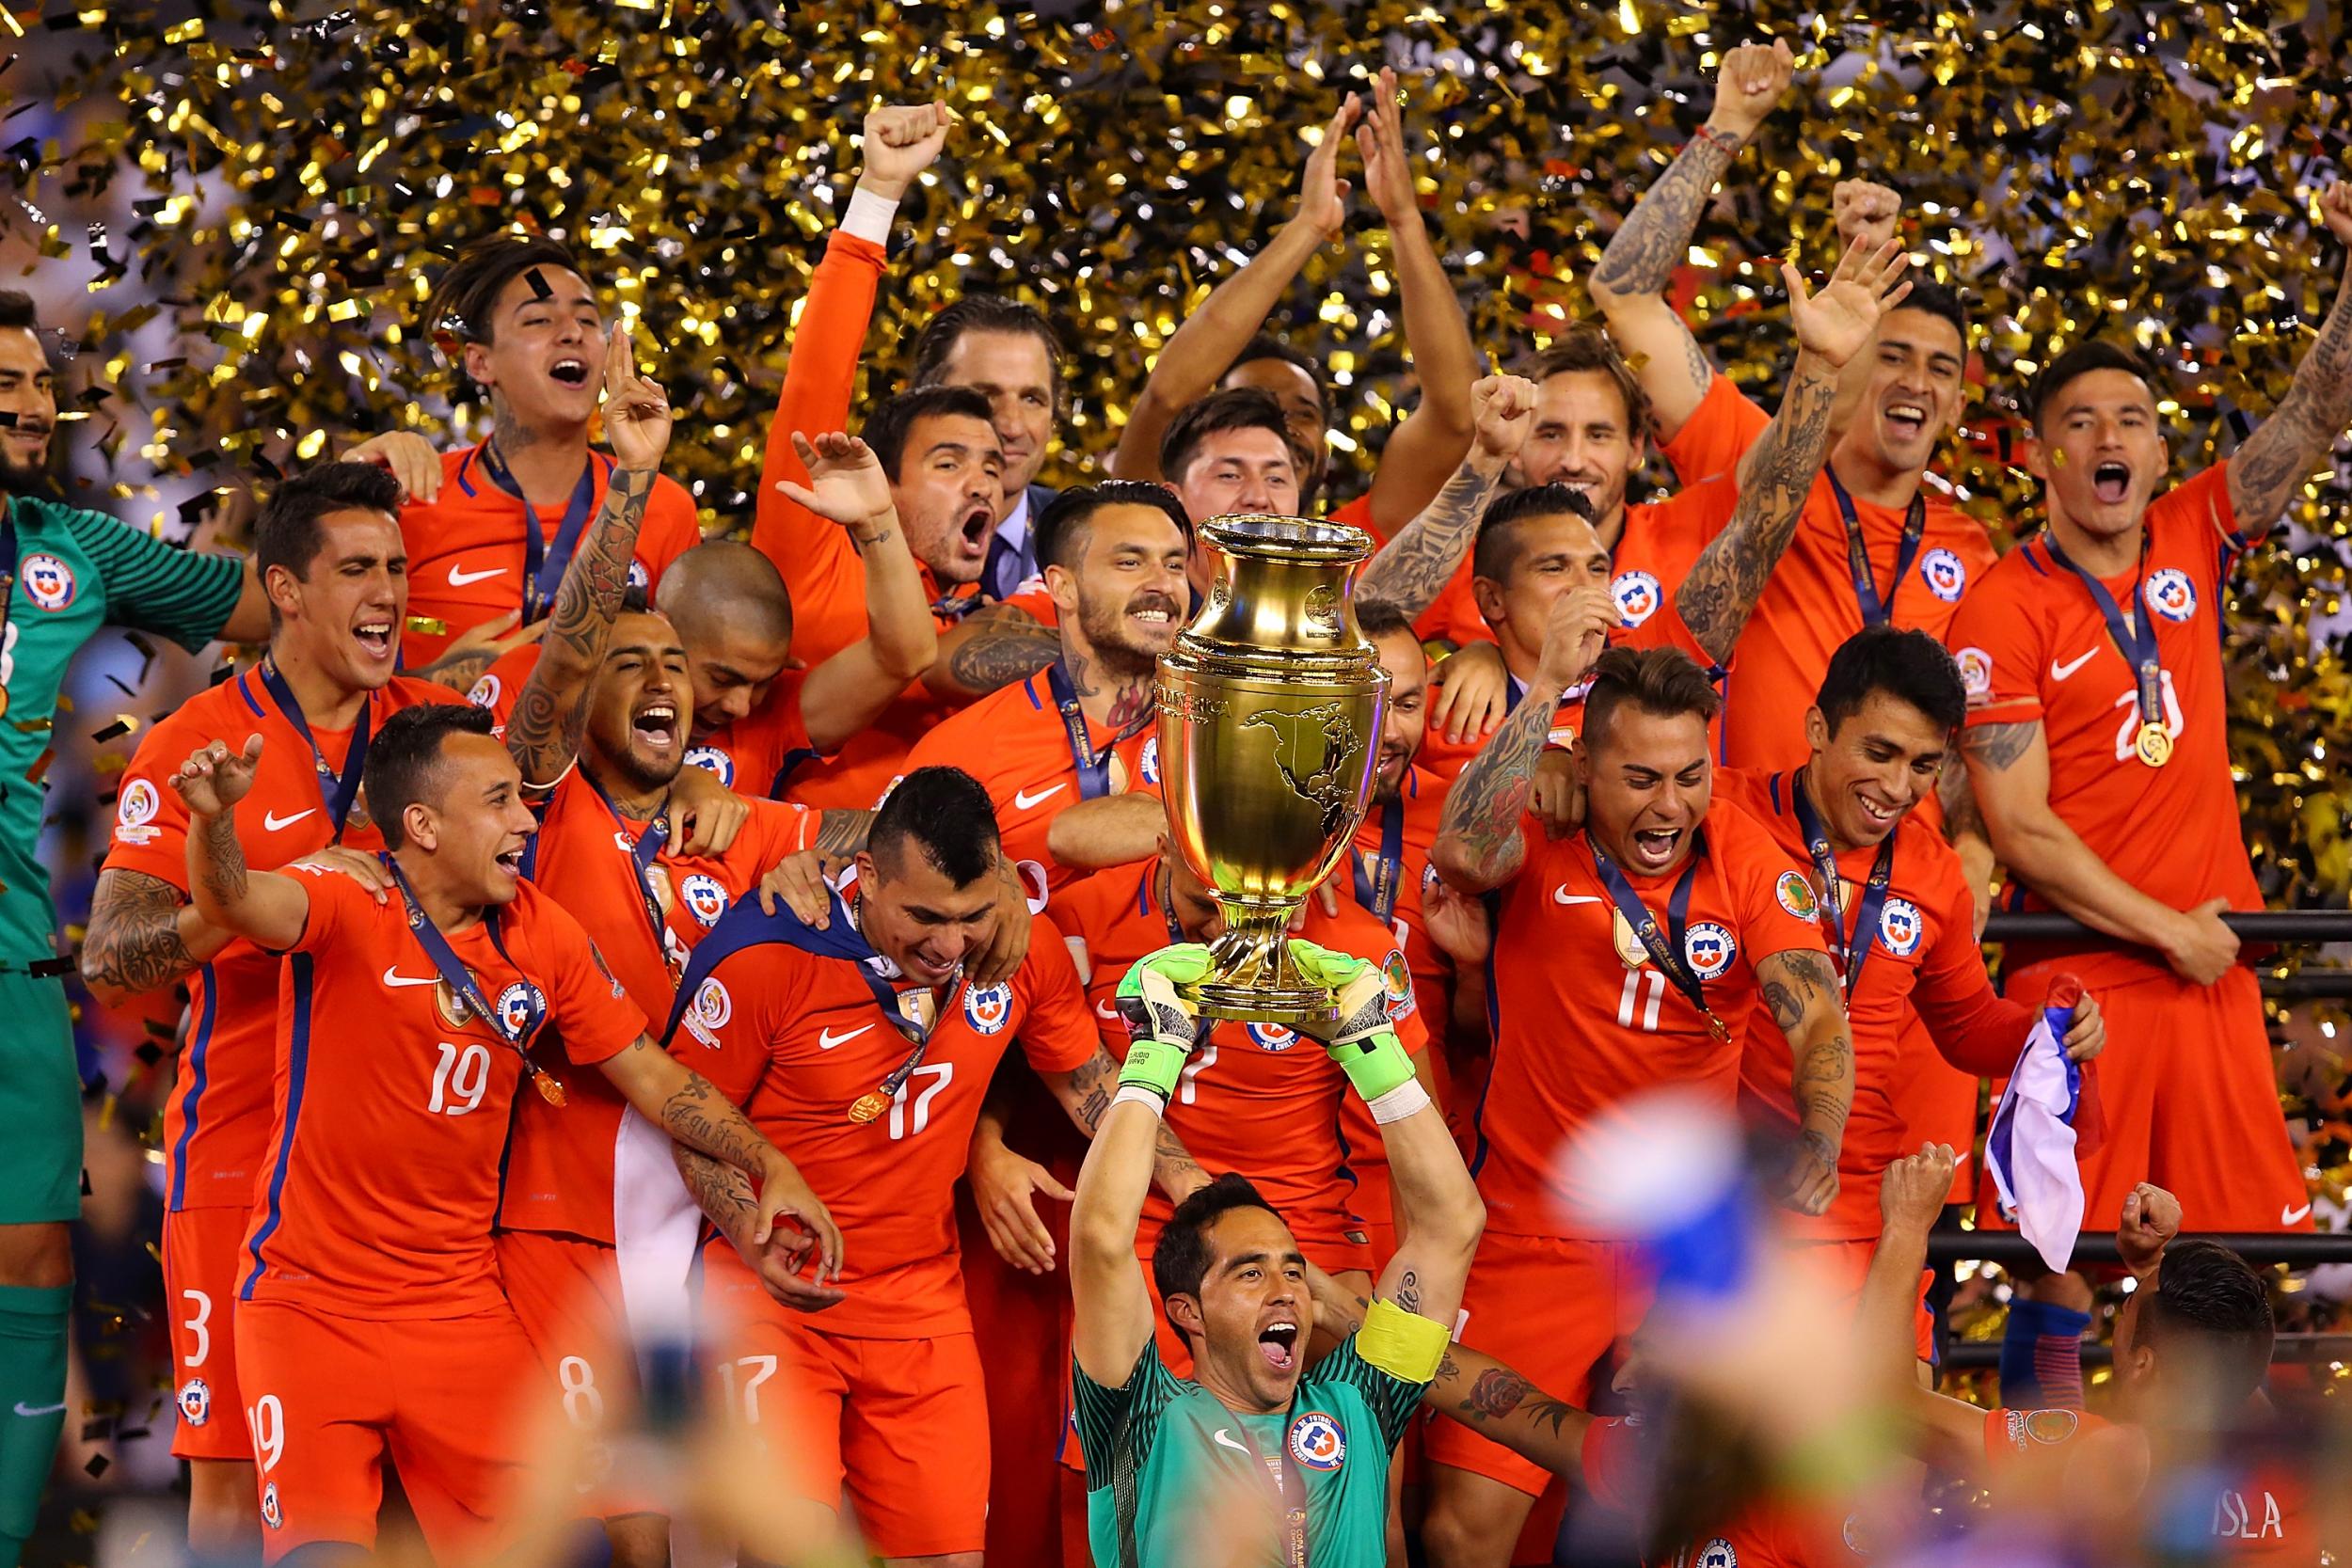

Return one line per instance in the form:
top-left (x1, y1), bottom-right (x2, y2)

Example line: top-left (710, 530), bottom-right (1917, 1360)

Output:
top-left (114, 777), bottom-right (162, 845)
top-left (1955, 645), bottom-right (1994, 704)
top-left (261, 1481), bottom-right (283, 1530)
top-left (2024, 1407), bottom-right (2079, 1445)
top-left (682, 746), bottom-right (736, 786)
top-left (495, 982), bottom-right (545, 1040)
top-left (1918, 546), bottom-right (1968, 602)
top-left (680, 873), bottom-right (728, 927)
top-left (1682, 920), bottom-right (1737, 981)
top-left (177, 1378), bottom-right (211, 1427)
top-left (1380, 949), bottom-right (1415, 1019)
top-left (1878, 896), bottom-right (1924, 957)
top-left (683, 977), bottom-right (731, 1046)
top-left (1611, 569), bottom-right (1661, 627)
top-left (1774, 870), bottom-right (1820, 922)
top-left (20, 552), bottom-right (76, 610)
top-left (964, 983), bottom-right (1013, 1036)
top-left (468, 673), bottom-right (501, 709)
top-left (1287, 1409), bottom-right (1346, 1471)
top-left (1246, 1022), bottom-right (1298, 1053)
top-left (2143, 567), bottom-right (2197, 623)
top-left (1138, 735), bottom-right (1160, 785)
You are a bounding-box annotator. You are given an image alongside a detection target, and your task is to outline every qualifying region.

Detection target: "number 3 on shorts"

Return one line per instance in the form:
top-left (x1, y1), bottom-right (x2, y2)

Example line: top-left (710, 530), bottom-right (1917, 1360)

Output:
top-left (181, 1290), bottom-right (212, 1367)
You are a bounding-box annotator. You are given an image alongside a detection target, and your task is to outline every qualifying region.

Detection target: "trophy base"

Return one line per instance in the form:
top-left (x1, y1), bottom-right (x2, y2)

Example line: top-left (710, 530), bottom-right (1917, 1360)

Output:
top-left (1189, 982), bottom-right (1341, 1026)
top-left (1181, 902), bottom-right (1340, 1025)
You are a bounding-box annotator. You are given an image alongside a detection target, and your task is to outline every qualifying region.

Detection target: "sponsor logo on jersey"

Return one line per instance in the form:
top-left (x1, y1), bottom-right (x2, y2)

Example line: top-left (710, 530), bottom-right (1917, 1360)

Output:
top-left (1919, 546), bottom-right (1968, 602)
top-left (468, 673), bottom-right (501, 709)
top-left (21, 553), bottom-right (75, 611)
top-left (1878, 896), bottom-right (1924, 957)
top-left (495, 982), bottom-right (545, 1041)
top-left (1138, 735), bottom-right (1160, 785)
top-left (1380, 949), bottom-right (1415, 1018)
top-left (114, 777), bottom-right (162, 845)
top-left (1955, 646), bottom-right (1993, 704)
top-left (680, 873), bottom-right (728, 927)
top-left (1682, 921), bottom-right (1736, 981)
top-left (261, 1481), bottom-right (282, 1529)
top-left (683, 978), bottom-right (731, 1046)
top-left (964, 983), bottom-right (1013, 1036)
top-left (177, 1377), bottom-right (211, 1427)
top-left (1611, 569), bottom-right (1661, 627)
top-left (682, 745), bottom-right (736, 786)
top-left (1287, 1409), bottom-right (1346, 1471)
top-left (1774, 870), bottom-right (1820, 922)
top-left (1246, 1022), bottom-right (1298, 1053)
top-left (2143, 567), bottom-right (2197, 623)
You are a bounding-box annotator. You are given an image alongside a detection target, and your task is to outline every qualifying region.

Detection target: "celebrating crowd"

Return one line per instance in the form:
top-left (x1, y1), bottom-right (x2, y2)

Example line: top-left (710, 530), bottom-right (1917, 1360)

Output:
top-left (0, 34), bottom-right (2347, 1568)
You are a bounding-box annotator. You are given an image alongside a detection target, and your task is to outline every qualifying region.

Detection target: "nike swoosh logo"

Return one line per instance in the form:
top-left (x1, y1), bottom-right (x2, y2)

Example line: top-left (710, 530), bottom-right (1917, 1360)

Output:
top-left (263, 808), bottom-right (315, 832)
top-left (818, 1024), bottom-right (874, 1050)
top-left (1095, 999), bottom-right (1119, 1021)
top-left (382, 969), bottom-right (440, 989)
top-left (2049, 649), bottom-right (2098, 682)
top-left (2283, 1203), bottom-right (2313, 1225)
top-left (1553, 889), bottom-right (1602, 906)
top-left (447, 564), bottom-right (508, 587)
top-left (1213, 1429), bottom-right (1250, 1456)
top-left (1013, 783), bottom-right (1067, 811)
top-left (12, 1402), bottom-right (64, 1418)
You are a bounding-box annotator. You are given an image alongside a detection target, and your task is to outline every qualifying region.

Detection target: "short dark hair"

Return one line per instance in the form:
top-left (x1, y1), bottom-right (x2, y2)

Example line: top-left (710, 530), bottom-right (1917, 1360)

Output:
top-left (1526, 325), bottom-right (1651, 440)
top-left (1152, 1172), bottom-right (1282, 1351)
top-left (1816, 626), bottom-right (1965, 736)
top-left (1225, 334), bottom-right (1327, 414)
top-left (1159, 387), bottom-right (1294, 486)
top-left (424, 232), bottom-right (588, 350)
top-left (255, 462), bottom-right (406, 588)
top-left (1472, 483), bottom-right (1597, 584)
top-left (2030, 340), bottom-right (2156, 434)
top-left (1581, 646), bottom-right (1722, 752)
top-left (868, 767), bottom-right (1001, 887)
top-left (1032, 481), bottom-right (1191, 572)
top-left (2141, 1239), bottom-right (2275, 1404)
top-left (1889, 278), bottom-right (1970, 355)
top-left (1354, 597), bottom-right (1418, 643)
top-left (859, 385), bottom-right (997, 483)
top-left (909, 294), bottom-right (1064, 402)
top-left (0, 292), bottom-right (37, 332)
top-left (365, 704), bottom-right (499, 851)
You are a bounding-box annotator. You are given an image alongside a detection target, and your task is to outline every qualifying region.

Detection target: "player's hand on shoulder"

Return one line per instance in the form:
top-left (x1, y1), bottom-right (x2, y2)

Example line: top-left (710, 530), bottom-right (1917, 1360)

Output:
top-left (755, 849), bottom-right (837, 924)
top-left (287, 845), bottom-right (392, 905)
top-left (2116, 1181), bottom-right (2182, 1276)
top-left (1878, 1142), bottom-right (1956, 1231)
top-left (1428, 641), bottom-right (1509, 747)
top-left (343, 430), bottom-right (441, 502)
top-left (169, 734), bottom-right (263, 816)
top-left (2060, 990), bottom-right (2106, 1062)
top-left (967, 856), bottom-right (1037, 988)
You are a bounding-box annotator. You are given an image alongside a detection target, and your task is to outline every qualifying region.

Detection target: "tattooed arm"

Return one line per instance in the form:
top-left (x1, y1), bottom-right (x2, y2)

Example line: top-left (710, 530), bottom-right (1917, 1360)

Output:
top-left (1673, 353), bottom-right (1836, 661)
top-left (170, 739), bottom-right (311, 950)
top-left (1429, 692), bottom-right (1557, 895)
top-left (82, 868), bottom-right (232, 1008)
top-left (673, 1144), bottom-right (847, 1312)
top-left (1756, 947), bottom-right (1852, 1215)
top-left (1369, 1033), bottom-right (1485, 1325)
top-left (810, 808), bottom-right (873, 859)
top-left (1939, 757), bottom-right (1997, 940)
top-left (1357, 375), bottom-right (1537, 617)
top-left (927, 605), bottom-right (1060, 701)
top-left (2226, 194), bottom-right (2352, 531)
top-left (1041, 1046), bottom-right (1210, 1201)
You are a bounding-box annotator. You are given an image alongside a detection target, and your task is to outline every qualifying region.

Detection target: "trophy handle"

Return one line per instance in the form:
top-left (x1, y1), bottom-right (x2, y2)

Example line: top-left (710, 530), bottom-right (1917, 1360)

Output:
top-left (1184, 898), bottom-right (1342, 1025)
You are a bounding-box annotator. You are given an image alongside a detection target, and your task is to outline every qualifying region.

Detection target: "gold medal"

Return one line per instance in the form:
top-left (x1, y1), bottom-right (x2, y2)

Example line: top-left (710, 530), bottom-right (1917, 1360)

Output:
top-left (533, 1072), bottom-right (567, 1108)
top-left (2134, 721), bottom-right (2172, 768)
top-left (848, 1091), bottom-right (889, 1125)
top-left (405, 614), bottom-right (448, 638)
top-left (1611, 910), bottom-right (1647, 969)
top-left (1707, 1013), bottom-right (1731, 1044)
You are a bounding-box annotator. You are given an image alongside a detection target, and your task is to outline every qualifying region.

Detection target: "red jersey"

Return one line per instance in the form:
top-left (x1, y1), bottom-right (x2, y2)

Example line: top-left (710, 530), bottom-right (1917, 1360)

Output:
top-left (103, 670), bottom-right (461, 1213)
top-left (239, 872), bottom-right (645, 1318)
top-left (1348, 765), bottom-right (1454, 1037)
top-left (901, 668), bottom-right (1162, 900)
top-left (1659, 374), bottom-right (1999, 773)
top-left (1950, 463), bottom-right (2260, 986)
top-left (1054, 863), bottom-right (1423, 1257)
top-left (1980, 1408), bottom-right (2310, 1561)
top-left (1476, 803), bottom-right (1827, 1237)
top-left (398, 444), bottom-right (703, 667)
top-left (498, 780), bottom-right (818, 1243)
top-left (687, 908), bottom-right (1098, 1336)
top-left (1713, 769), bottom-right (2028, 1239)
top-left (1581, 1418), bottom-right (1852, 1566)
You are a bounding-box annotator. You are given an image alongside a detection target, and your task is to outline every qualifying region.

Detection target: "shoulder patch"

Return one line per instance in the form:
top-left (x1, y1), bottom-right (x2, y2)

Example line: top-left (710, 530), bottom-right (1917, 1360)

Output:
top-left (2024, 1407), bottom-right (2079, 1445)
top-left (1774, 870), bottom-right (1820, 922)
top-left (114, 777), bottom-right (163, 845)
top-left (1955, 646), bottom-right (1994, 704)
top-left (681, 977), bottom-right (731, 1046)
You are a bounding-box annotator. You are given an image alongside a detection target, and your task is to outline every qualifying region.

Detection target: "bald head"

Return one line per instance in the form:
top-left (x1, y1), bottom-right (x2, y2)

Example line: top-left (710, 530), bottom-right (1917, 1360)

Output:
top-left (657, 541), bottom-right (798, 740)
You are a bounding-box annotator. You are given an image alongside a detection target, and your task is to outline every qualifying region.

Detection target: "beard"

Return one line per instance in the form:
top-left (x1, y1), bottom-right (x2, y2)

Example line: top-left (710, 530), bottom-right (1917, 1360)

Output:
top-left (0, 444), bottom-right (54, 498)
top-left (1077, 591), bottom-right (1180, 678)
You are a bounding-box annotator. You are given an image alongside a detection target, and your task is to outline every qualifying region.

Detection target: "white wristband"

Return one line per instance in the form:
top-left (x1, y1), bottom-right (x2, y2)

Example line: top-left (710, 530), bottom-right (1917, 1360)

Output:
top-left (843, 184), bottom-right (902, 245)
top-left (1111, 1084), bottom-right (1168, 1118)
top-left (1366, 1080), bottom-right (1433, 1126)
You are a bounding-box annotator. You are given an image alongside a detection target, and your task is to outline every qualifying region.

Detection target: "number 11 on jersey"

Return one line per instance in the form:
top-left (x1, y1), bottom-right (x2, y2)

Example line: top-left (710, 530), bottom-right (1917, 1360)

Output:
top-left (1616, 969), bottom-right (1666, 1032)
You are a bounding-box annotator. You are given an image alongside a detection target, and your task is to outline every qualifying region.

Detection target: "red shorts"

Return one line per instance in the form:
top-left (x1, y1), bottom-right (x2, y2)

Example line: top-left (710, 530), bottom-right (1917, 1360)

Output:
top-left (496, 1230), bottom-right (646, 1516)
top-left (1981, 964), bottom-right (2308, 1233)
top-left (1422, 1232), bottom-right (1651, 1497)
top-left (1804, 1237), bottom-right (1937, 1363)
top-left (166, 1205), bottom-right (252, 1462)
top-left (234, 1299), bottom-right (540, 1563)
top-left (706, 1275), bottom-right (989, 1560)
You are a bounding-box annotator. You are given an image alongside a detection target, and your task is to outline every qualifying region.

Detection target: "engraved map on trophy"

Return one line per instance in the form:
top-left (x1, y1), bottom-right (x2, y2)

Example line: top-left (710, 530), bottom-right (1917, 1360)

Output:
top-left (1239, 704), bottom-right (1363, 841)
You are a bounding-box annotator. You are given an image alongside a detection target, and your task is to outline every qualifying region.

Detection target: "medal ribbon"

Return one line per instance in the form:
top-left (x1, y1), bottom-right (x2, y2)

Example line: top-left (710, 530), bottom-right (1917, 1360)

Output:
top-left (1825, 467), bottom-right (1927, 627)
top-left (2042, 531), bottom-right (2164, 737)
top-left (256, 657), bottom-right (372, 842)
top-left (1045, 660), bottom-right (1152, 802)
top-left (476, 439), bottom-right (601, 621)
top-left (1349, 796), bottom-right (1406, 925)
top-left (382, 854), bottom-right (562, 1101)
top-left (1589, 833), bottom-right (1723, 1037)
top-left (1228, 1411), bottom-right (1311, 1568)
top-left (580, 768), bottom-right (678, 979)
top-left (1787, 769), bottom-right (1897, 996)
top-left (1153, 863), bottom-right (1187, 947)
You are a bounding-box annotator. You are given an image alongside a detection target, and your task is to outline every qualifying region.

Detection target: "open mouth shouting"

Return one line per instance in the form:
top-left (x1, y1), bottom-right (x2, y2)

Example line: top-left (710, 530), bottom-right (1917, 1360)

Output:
top-left (1258, 1318), bottom-right (1301, 1373)
top-left (352, 618), bottom-right (395, 663)
top-left (493, 843), bottom-right (528, 878)
top-left (2091, 460), bottom-right (2133, 506)
top-left (1627, 824), bottom-right (1685, 873)
top-left (951, 504), bottom-right (993, 564)
top-left (630, 699), bottom-right (681, 755)
top-left (548, 355), bottom-right (592, 390)
top-left (1882, 399), bottom-right (1930, 442)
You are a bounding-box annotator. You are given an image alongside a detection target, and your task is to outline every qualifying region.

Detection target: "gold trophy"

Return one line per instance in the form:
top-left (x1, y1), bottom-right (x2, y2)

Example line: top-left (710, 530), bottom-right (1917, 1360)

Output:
top-left (1155, 515), bottom-right (1390, 1022)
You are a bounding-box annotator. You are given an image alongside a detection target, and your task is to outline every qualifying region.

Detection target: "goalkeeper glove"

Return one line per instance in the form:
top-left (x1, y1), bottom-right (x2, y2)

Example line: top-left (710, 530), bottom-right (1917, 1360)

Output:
top-left (1287, 939), bottom-right (1420, 1110)
top-left (1113, 943), bottom-right (1213, 1110)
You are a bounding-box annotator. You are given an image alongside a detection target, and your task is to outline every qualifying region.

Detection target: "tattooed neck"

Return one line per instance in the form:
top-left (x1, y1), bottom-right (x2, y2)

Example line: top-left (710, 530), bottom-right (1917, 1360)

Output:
top-left (1059, 642), bottom-right (1158, 736)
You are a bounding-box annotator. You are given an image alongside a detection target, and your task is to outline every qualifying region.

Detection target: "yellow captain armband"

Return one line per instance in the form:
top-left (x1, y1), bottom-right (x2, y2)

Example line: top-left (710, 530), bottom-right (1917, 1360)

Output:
top-left (1356, 1296), bottom-right (1450, 1384)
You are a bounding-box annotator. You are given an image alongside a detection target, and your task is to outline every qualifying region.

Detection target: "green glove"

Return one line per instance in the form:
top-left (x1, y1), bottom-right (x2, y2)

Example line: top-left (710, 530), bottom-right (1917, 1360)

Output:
top-left (1287, 939), bottom-right (1417, 1103)
top-left (1114, 943), bottom-right (1213, 1105)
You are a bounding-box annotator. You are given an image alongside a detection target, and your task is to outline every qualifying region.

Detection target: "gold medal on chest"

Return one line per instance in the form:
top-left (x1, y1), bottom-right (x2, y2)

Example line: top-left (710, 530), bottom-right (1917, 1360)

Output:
top-left (2134, 721), bottom-right (2173, 768)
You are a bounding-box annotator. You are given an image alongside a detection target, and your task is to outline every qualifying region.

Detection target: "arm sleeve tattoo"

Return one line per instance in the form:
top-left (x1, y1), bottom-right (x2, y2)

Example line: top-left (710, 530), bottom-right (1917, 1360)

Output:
top-left (2229, 251), bottom-right (2352, 528)
top-left (1674, 356), bottom-right (1838, 661)
top-left (1356, 461), bottom-right (1502, 618)
top-left (1432, 689), bottom-right (1552, 887)
top-left (84, 869), bottom-right (199, 998)
top-left (1961, 720), bottom-right (2039, 773)
top-left (505, 466), bottom-right (655, 784)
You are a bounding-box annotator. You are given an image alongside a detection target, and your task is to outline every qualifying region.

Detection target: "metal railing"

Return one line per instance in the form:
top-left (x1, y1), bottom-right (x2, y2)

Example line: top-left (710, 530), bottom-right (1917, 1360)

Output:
top-left (1978, 908), bottom-right (2352, 997)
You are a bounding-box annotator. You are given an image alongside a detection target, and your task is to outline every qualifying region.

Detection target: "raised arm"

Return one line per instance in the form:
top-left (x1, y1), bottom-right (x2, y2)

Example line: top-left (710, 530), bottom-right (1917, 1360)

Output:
top-left (1587, 40), bottom-right (1794, 441)
top-left (1755, 948), bottom-right (1852, 1217)
top-left (781, 432), bottom-right (941, 750)
top-left (1108, 97), bottom-right (1361, 483)
top-left (1862, 1144), bottom-right (1990, 1464)
top-left (2226, 186), bottom-right (2352, 530)
top-left (505, 325), bottom-right (669, 787)
top-left (1038, 1043), bottom-right (1211, 1202)
top-left (1428, 586), bottom-right (1615, 893)
top-left (82, 869), bottom-right (232, 1009)
top-left (171, 737), bottom-right (310, 951)
top-left (1673, 238), bottom-right (1912, 661)
top-left (1355, 374), bottom-right (1534, 615)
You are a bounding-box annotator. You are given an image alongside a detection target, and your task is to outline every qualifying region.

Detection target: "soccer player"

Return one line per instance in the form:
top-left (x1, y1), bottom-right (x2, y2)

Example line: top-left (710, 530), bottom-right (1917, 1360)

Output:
top-left (909, 295), bottom-right (1066, 597)
top-left (351, 237), bottom-right (705, 669)
top-left (1953, 183), bottom-right (2352, 1235)
top-left (1422, 644), bottom-right (1853, 1568)
top-left (1070, 937), bottom-right (1482, 1567)
top-left (167, 703), bottom-right (826, 1563)
top-left (1110, 70), bottom-right (1478, 531)
top-left (903, 483), bottom-right (1188, 898)
top-left (1589, 40), bottom-right (1999, 776)
top-left (0, 289), bottom-right (272, 1563)
top-left (668, 767), bottom-right (1190, 1565)
top-left (81, 462), bottom-right (468, 1550)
